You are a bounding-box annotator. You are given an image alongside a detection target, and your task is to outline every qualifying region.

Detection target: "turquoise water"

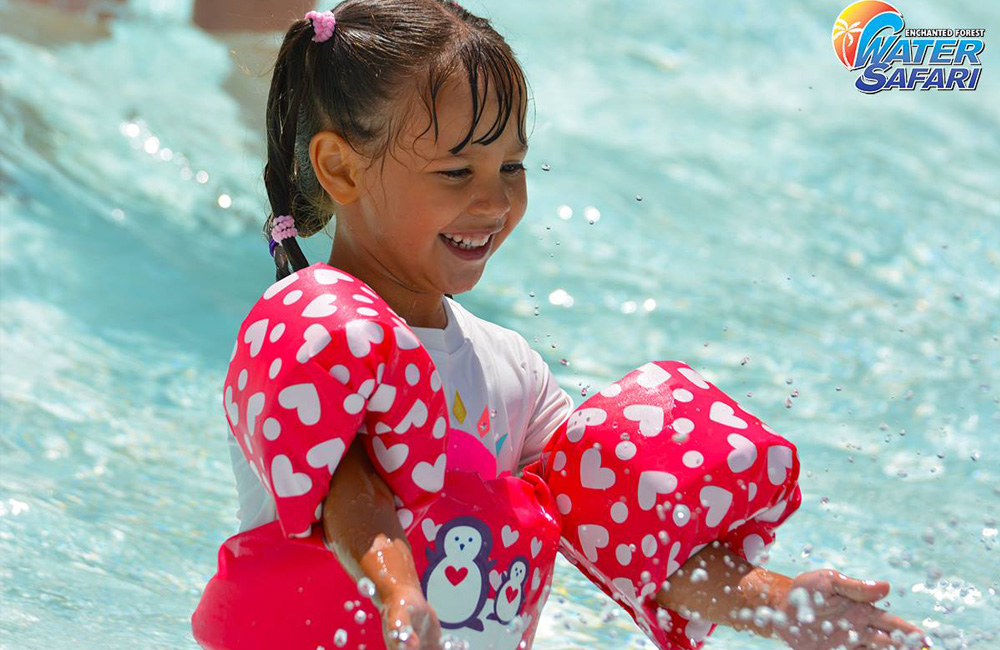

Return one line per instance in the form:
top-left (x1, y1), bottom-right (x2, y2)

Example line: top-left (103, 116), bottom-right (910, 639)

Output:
top-left (1, 0), bottom-right (997, 648)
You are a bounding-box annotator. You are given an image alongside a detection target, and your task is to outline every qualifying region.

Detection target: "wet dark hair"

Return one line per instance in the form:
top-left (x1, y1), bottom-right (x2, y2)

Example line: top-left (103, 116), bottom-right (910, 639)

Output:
top-left (263, 0), bottom-right (531, 279)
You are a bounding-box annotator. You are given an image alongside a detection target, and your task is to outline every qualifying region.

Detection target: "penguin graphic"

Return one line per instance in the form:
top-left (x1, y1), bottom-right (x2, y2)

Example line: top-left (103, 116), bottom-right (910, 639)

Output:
top-left (421, 516), bottom-right (495, 632)
top-left (487, 556), bottom-right (528, 624)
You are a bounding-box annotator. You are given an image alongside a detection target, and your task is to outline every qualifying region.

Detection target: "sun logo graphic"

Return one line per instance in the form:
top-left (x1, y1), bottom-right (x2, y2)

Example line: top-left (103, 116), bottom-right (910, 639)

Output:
top-left (832, 1), bottom-right (902, 69)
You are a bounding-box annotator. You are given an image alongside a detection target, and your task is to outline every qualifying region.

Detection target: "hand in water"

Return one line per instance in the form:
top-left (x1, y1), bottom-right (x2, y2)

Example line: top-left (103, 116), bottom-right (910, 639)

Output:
top-left (382, 585), bottom-right (442, 650)
top-left (769, 569), bottom-right (931, 650)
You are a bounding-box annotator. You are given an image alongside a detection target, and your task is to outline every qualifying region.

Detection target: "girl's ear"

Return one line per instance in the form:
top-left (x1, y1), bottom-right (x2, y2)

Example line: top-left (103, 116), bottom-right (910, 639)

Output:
top-left (310, 130), bottom-right (363, 205)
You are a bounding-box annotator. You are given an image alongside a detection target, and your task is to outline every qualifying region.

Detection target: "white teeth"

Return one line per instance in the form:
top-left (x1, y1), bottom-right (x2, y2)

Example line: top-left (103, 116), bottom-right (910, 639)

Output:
top-left (443, 234), bottom-right (488, 249)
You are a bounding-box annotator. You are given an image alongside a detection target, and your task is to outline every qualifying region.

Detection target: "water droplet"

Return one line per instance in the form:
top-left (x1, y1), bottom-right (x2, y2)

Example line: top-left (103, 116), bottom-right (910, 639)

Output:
top-left (334, 629), bottom-right (348, 647)
top-left (354, 609), bottom-right (367, 625)
top-left (356, 577), bottom-right (376, 599)
top-left (540, 163), bottom-right (551, 172)
top-left (635, 194), bottom-right (643, 202)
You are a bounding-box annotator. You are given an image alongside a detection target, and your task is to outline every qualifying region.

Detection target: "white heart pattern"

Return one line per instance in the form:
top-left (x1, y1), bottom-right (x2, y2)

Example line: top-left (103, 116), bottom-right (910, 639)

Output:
top-left (224, 386), bottom-right (239, 426)
top-left (490, 570), bottom-right (503, 591)
top-left (396, 508), bottom-right (413, 529)
top-left (345, 320), bottom-right (384, 358)
top-left (566, 408), bottom-right (608, 443)
top-left (296, 324), bottom-right (331, 363)
top-left (579, 448), bottom-right (616, 490)
top-left (635, 362), bottom-right (671, 389)
top-left (244, 319), bottom-right (269, 358)
top-left (699, 485), bottom-right (733, 527)
top-left (263, 272), bottom-right (299, 299)
top-left (306, 438), bottom-right (346, 474)
top-left (726, 433), bottom-right (758, 473)
top-left (411, 453), bottom-right (445, 492)
top-left (246, 392), bottom-right (265, 437)
top-left (709, 401), bottom-right (748, 429)
top-left (393, 326), bottom-right (420, 351)
top-left (373, 436), bottom-right (409, 473)
top-left (577, 524), bottom-right (609, 563)
top-left (313, 268), bottom-right (354, 285)
top-left (501, 525), bottom-right (520, 548)
top-left (367, 383), bottom-right (397, 413)
top-left (767, 446), bottom-right (793, 485)
top-left (599, 383), bottom-right (623, 398)
top-left (421, 518), bottom-right (440, 542)
top-left (666, 541), bottom-right (683, 575)
top-left (271, 455), bottom-right (312, 498)
top-left (278, 382), bottom-right (322, 425)
top-left (301, 294), bottom-right (338, 318)
top-left (742, 533), bottom-right (765, 563)
top-left (637, 471), bottom-right (678, 510)
top-left (677, 365), bottom-right (709, 389)
top-left (623, 404), bottom-right (665, 437)
top-left (531, 537), bottom-right (542, 558)
top-left (394, 398), bottom-right (428, 433)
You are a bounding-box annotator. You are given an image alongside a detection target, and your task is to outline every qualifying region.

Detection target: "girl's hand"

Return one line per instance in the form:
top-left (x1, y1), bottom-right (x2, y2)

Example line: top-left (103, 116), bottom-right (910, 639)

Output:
top-left (768, 569), bottom-right (930, 650)
top-left (380, 584), bottom-right (442, 650)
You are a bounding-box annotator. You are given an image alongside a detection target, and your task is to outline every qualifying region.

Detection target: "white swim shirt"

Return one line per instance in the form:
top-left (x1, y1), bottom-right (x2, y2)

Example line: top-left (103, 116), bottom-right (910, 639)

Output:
top-left (228, 295), bottom-right (575, 532)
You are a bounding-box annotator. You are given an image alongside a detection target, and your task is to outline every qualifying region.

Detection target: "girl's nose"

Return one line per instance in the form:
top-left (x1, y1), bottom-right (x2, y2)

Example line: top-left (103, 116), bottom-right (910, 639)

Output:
top-left (468, 175), bottom-right (512, 218)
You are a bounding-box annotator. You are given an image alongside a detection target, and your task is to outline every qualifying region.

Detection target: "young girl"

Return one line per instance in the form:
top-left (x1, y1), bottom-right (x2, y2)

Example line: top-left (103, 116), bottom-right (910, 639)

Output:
top-left (194, 2), bottom-right (932, 649)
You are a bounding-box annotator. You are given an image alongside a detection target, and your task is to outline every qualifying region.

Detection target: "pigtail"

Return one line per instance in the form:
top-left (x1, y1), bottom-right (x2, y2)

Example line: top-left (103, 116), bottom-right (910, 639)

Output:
top-left (263, 20), bottom-right (319, 280)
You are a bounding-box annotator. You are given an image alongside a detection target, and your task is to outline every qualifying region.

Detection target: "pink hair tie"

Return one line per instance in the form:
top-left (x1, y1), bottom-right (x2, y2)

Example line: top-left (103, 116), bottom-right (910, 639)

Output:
top-left (271, 214), bottom-right (298, 242)
top-left (305, 10), bottom-right (336, 43)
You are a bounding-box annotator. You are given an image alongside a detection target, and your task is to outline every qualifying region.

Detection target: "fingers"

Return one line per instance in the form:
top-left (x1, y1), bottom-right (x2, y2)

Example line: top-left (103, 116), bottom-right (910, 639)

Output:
top-left (864, 606), bottom-right (926, 640)
top-left (831, 572), bottom-right (891, 603)
top-left (862, 625), bottom-right (930, 650)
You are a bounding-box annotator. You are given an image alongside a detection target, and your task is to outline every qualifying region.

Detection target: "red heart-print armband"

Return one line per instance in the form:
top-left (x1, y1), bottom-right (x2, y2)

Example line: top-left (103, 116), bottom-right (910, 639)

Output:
top-left (532, 361), bottom-right (802, 649)
top-left (223, 263), bottom-right (450, 547)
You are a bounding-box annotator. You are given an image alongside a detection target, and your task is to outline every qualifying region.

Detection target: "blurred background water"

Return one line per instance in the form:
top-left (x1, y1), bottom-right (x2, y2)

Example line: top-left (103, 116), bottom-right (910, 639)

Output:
top-left (1, 0), bottom-right (997, 648)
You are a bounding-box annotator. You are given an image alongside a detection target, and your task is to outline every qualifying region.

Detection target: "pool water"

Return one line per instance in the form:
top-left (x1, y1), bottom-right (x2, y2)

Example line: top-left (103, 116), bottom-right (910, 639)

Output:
top-left (1, 0), bottom-right (997, 648)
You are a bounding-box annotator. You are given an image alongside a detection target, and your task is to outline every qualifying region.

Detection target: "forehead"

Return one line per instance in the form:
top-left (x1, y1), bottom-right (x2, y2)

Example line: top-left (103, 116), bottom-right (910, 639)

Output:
top-left (396, 73), bottom-right (525, 160)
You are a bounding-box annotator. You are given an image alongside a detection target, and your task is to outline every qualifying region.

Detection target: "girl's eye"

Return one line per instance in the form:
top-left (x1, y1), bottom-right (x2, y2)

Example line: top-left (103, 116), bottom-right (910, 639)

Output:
top-left (437, 162), bottom-right (526, 179)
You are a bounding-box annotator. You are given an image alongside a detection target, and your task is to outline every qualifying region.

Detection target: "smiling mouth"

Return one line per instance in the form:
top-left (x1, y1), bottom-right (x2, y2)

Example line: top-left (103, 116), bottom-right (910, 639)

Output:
top-left (439, 233), bottom-right (494, 259)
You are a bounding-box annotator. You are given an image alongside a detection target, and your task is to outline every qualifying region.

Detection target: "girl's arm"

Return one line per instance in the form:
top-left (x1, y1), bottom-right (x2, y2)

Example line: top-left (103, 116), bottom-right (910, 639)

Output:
top-left (322, 438), bottom-right (441, 650)
top-left (655, 542), bottom-right (930, 650)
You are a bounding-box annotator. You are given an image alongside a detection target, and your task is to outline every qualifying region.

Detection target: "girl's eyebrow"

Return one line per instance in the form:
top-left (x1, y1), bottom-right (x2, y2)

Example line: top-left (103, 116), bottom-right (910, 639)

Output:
top-left (435, 143), bottom-right (529, 160)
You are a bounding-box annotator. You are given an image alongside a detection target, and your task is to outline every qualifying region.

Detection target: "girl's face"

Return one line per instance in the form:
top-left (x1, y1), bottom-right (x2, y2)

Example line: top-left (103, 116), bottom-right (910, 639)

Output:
top-left (344, 75), bottom-right (528, 297)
